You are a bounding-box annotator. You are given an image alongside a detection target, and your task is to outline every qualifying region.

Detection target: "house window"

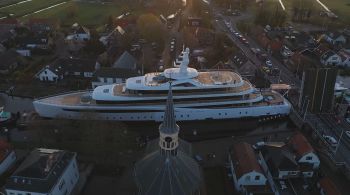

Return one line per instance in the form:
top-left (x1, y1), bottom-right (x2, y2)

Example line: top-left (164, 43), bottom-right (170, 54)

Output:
top-left (255, 175), bottom-right (260, 180)
top-left (306, 156), bottom-right (312, 160)
top-left (44, 71), bottom-right (47, 74)
top-left (104, 78), bottom-right (107, 83)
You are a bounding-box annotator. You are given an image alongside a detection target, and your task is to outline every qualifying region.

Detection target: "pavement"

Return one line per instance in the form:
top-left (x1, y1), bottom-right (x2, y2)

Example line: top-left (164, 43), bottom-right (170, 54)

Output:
top-left (0, 93), bottom-right (34, 113)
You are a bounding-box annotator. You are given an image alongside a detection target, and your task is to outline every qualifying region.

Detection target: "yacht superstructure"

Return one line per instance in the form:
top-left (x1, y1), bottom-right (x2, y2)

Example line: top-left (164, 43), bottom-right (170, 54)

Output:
top-left (33, 48), bottom-right (291, 122)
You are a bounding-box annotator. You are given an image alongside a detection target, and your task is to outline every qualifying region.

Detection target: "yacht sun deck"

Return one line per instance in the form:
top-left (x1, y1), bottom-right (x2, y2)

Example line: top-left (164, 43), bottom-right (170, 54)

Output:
top-left (113, 79), bottom-right (252, 97)
top-left (143, 71), bottom-right (242, 87)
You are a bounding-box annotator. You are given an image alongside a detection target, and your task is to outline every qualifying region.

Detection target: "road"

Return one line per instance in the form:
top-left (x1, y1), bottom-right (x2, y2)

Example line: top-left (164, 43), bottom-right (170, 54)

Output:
top-left (211, 5), bottom-right (350, 175)
top-left (212, 8), bottom-right (301, 88)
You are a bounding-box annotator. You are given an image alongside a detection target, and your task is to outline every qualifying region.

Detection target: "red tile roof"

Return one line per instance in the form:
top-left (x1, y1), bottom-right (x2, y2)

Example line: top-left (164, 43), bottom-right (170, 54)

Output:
top-left (314, 44), bottom-right (330, 58)
top-left (319, 177), bottom-right (341, 195)
top-left (0, 18), bottom-right (18, 25)
top-left (231, 142), bottom-right (263, 178)
top-left (289, 133), bottom-right (314, 158)
top-left (0, 139), bottom-right (12, 163)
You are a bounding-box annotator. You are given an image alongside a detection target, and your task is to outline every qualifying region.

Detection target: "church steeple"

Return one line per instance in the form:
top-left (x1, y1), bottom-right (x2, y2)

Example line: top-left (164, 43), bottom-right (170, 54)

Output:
top-left (159, 83), bottom-right (179, 155)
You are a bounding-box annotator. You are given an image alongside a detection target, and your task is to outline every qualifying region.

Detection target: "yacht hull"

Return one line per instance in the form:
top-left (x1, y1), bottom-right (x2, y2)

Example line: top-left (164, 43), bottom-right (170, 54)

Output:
top-left (33, 99), bottom-right (291, 122)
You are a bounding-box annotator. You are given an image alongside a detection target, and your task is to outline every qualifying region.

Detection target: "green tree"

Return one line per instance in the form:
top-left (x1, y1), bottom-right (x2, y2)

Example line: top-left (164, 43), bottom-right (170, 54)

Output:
top-left (137, 13), bottom-right (164, 42)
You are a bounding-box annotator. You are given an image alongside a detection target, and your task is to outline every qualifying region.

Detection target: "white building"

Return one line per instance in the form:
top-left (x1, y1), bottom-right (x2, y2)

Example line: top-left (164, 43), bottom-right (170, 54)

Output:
top-left (36, 65), bottom-right (64, 82)
top-left (289, 133), bottom-right (320, 170)
top-left (36, 58), bottom-right (96, 82)
top-left (324, 32), bottom-right (347, 45)
top-left (321, 51), bottom-right (342, 66)
top-left (0, 140), bottom-right (16, 175)
top-left (229, 142), bottom-right (273, 194)
top-left (5, 148), bottom-right (79, 195)
top-left (65, 25), bottom-right (90, 42)
top-left (339, 50), bottom-right (350, 68)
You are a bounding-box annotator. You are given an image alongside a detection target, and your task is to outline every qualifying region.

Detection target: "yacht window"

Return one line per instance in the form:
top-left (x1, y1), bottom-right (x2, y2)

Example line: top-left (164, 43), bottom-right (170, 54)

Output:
top-left (136, 80), bottom-right (141, 83)
top-left (103, 89), bottom-right (109, 93)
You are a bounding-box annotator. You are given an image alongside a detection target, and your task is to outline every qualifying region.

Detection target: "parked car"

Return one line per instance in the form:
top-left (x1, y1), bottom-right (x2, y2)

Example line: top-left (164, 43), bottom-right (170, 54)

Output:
top-left (265, 60), bottom-right (273, 67)
top-left (323, 135), bottom-right (338, 147)
top-left (194, 154), bottom-right (204, 164)
top-left (346, 118), bottom-right (350, 124)
top-left (252, 141), bottom-right (265, 150)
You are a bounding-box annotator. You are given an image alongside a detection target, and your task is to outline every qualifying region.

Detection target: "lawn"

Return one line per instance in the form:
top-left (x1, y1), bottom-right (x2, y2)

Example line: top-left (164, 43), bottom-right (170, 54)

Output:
top-left (0, 0), bottom-right (66, 17)
top-left (320, 0), bottom-right (350, 23)
top-left (29, 1), bottom-right (129, 27)
top-left (0, 0), bottom-right (23, 7)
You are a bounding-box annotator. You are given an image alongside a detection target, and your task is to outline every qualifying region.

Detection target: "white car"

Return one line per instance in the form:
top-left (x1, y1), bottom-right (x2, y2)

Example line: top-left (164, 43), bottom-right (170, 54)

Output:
top-left (265, 60), bottom-right (273, 67)
top-left (323, 135), bottom-right (338, 147)
top-left (252, 141), bottom-right (265, 150)
top-left (345, 131), bottom-right (350, 139)
top-left (346, 118), bottom-right (350, 124)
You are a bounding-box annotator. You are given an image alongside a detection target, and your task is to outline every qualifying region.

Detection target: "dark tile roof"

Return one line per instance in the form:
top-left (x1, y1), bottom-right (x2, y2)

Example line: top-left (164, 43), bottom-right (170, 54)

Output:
top-left (95, 67), bottom-right (138, 78)
top-left (112, 51), bottom-right (138, 70)
top-left (40, 57), bottom-right (96, 76)
top-left (17, 34), bottom-right (49, 46)
top-left (5, 148), bottom-right (76, 193)
top-left (262, 146), bottom-right (298, 172)
top-left (58, 58), bottom-right (96, 73)
top-left (321, 50), bottom-right (338, 61)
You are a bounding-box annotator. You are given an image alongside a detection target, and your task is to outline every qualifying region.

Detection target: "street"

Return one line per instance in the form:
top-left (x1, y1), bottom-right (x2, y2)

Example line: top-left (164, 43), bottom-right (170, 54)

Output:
top-left (212, 8), bottom-right (301, 88)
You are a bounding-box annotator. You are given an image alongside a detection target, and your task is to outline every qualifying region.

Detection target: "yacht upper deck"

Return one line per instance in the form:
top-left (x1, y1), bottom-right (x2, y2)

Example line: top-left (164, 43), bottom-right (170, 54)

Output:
top-left (195, 71), bottom-right (241, 85)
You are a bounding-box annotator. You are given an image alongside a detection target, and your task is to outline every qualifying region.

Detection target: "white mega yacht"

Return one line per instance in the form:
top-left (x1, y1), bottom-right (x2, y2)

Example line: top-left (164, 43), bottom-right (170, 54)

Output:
top-left (33, 48), bottom-right (291, 122)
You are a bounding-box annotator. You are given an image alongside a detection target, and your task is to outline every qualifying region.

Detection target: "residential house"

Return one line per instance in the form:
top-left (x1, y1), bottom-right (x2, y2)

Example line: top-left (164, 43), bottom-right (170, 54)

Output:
top-left (36, 57), bottom-right (96, 82)
top-left (112, 51), bottom-right (139, 70)
top-left (0, 18), bottom-right (18, 31)
top-left (229, 142), bottom-right (273, 195)
top-left (99, 26), bottom-right (125, 47)
top-left (187, 17), bottom-right (202, 27)
top-left (254, 27), bottom-right (284, 54)
top-left (15, 33), bottom-right (53, 56)
top-left (36, 63), bottom-right (65, 82)
top-left (314, 44), bottom-right (342, 66)
top-left (27, 18), bottom-right (59, 34)
top-left (261, 146), bottom-right (300, 179)
top-left (324, 32), bottom-right (347, 46)
top-left (91, 67), bottom-right (138, 88)
top-left (284, 31), bottom-right (316, 52)
top-left (0, 50), bottom-right (19, 74)
top-left (0, 140), bottom-right (16, 175)
top-left (288, 133), bottom-right (320, 171)
top-left (321, 51), bottom-right (342, 66)
top-left (5, 148), bottom-right (79, 195)
top-left (338, 50), bottom-right (350, 68)
top-left (66, 24), bottom-right (90, 42)
top-left (317, 177), bottom-right (341, 195)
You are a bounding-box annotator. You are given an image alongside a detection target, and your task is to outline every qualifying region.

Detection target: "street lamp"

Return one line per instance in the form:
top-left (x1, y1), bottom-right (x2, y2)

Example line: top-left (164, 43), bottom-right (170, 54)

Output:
top-left (335, 127), bottom-right (344, 156)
